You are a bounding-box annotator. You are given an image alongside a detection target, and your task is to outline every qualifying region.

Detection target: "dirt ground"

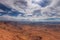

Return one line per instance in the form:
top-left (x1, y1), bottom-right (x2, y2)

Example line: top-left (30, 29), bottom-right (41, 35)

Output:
top-left (0, 21), bottom-right (60, 40)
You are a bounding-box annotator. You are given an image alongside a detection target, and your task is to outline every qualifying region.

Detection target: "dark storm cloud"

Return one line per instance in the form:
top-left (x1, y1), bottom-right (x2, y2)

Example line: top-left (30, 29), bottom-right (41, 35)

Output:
top-left (33, 10), bottom-right (42, 16)
top-left (14, 0), bottom-right (27, 9)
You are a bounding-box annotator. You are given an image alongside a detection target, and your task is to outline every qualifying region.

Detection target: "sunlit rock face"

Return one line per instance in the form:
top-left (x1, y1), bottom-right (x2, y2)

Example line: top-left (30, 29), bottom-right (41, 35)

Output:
top-left (0, 0), bottom-right (60, 22)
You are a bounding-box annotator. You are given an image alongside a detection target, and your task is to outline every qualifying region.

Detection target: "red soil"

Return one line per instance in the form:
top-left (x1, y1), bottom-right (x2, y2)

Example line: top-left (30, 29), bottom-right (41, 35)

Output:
top-left (0, 22), bottom-right (60, 40)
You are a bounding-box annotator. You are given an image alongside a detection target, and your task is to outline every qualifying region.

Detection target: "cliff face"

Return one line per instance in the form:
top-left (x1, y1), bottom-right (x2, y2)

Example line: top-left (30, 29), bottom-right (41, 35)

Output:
top-left (0, 21), bottom-right (60, 40)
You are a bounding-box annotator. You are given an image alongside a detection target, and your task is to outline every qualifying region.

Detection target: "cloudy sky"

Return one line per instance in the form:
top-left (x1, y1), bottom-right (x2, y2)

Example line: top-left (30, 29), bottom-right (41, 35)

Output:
top-left (0, 0), bottom-right (60, 22)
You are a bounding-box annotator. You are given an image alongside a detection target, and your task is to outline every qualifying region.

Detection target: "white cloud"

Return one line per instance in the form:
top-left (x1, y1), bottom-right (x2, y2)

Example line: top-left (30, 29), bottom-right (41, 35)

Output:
top-left (0, 0), bottom-right (60, 22)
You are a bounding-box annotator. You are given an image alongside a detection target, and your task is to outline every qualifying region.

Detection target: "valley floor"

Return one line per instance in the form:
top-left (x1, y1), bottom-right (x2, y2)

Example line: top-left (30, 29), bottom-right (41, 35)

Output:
top-left (0, 22), bottom-right (60, 40)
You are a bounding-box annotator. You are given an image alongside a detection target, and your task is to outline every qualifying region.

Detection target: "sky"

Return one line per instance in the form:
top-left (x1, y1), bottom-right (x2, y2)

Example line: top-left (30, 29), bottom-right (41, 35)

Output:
top-left (0, 0), bottom-right (60, 22)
